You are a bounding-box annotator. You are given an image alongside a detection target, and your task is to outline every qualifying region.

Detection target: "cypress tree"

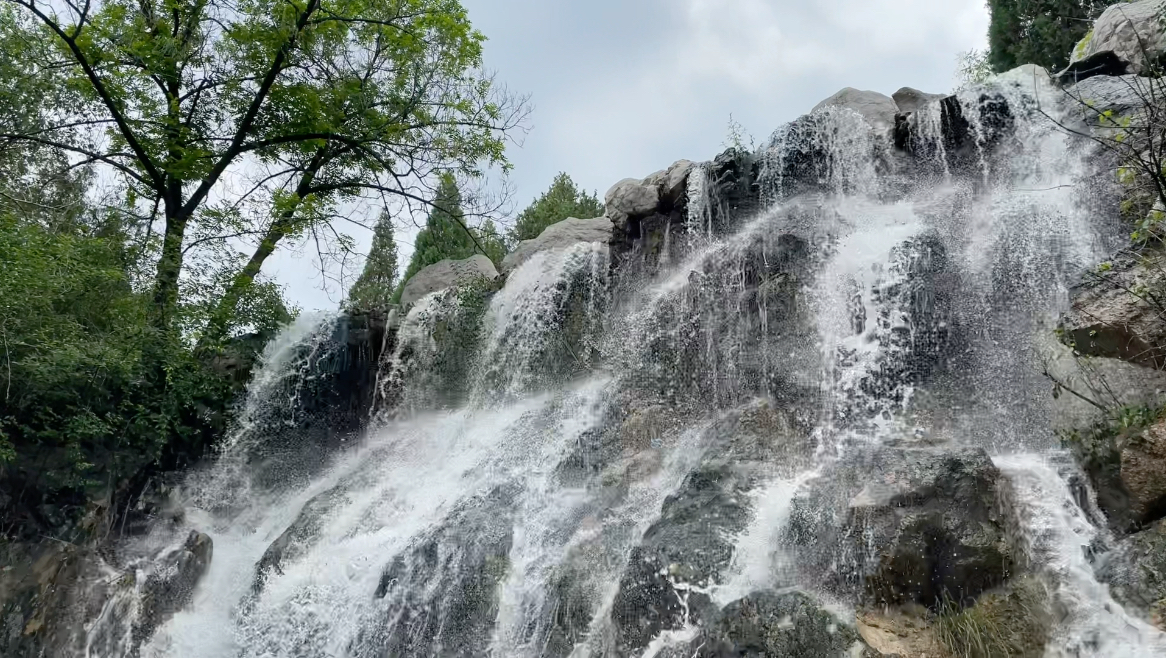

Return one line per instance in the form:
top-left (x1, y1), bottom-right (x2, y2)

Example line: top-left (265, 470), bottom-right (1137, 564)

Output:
top-left (988, 0), bottom-right (1121, 73)
top-left (349, 211), bottom-right (400, 310)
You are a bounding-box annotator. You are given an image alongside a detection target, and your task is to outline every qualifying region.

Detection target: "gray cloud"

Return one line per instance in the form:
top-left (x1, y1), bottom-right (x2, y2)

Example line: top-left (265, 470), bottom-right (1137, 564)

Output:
top-left (274, 0), bottom-right (989, 311)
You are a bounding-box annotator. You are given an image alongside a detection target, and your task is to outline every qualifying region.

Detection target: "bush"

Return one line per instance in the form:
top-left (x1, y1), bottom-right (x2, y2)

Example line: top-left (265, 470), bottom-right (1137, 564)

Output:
top-left (935, 577), bottom-right (1051, 658)
top-left (0, 216), bottom-right (241, 537)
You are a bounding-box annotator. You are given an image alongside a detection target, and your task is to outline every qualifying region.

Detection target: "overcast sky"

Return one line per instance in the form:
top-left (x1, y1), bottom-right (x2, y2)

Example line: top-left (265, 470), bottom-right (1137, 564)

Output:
top-left (271, 0), bottom-right (990, 312)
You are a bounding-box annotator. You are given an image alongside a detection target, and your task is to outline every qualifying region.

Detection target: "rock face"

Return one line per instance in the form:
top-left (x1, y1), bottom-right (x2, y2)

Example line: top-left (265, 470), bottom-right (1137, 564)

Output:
top-left (1060, 252), bottom-right (1166, 369)
top-left (892, 87), bottom-right (946, 116)
top-left (133, 531), bottom-right (214, 649)
top-left (1119, 419), bottom-right (1166, 524)
top-left (501, 216), bottom-right (613, 273)
top-left (605, 177), bottom-right (660, 227)
top-left (1098, 519), bottom-right (1166, 629)
top-left (786, 447), bottom-right (1015, 609)
top-left (354, 485), bottom-right (517, 657)
top-left (1075, 0), bottom-right (1166, 75)
top-left (813, 87), bottom-right (898, 136)
top-left (1064, 74), bottom-right (1165, 119)
top-left (399, 254), bottom-right (498, 306)
top-left (684, 591), bottom-right (866, 658)
top-left (608, 403), bottom-right (814, 654)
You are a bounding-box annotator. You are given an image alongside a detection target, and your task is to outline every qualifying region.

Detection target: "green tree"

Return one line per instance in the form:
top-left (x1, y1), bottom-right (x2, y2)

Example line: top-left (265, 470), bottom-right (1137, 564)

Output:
top-left (511, 173), bottom-right (603, 243)
top-left (987, 0), bottom-right (1120, 73)
top-left (395, 174), bottom-right (475, 301)
top-left (348, 211), bottom-right (400, 310)
top-left (0, 0), bottom-right (527, 346)
top-left (474, 218), bottom-right (507, 267)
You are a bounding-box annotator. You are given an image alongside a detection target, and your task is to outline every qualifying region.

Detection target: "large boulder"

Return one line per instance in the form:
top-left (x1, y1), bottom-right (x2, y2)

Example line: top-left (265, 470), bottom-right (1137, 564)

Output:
top-left (605, 177), bottom-right (661, 228)
top-left (608, 403), bottom-right (814, 654)
top-left (812, 87), bottom-right (898, 137)
top-left (1098, 518), bottom-right (1166, 629)
top-left (501, 216), bottom-right (613, 273)
top-left (892, 87), bottom-right (946, 116)
top-left (1060, 251), bottom-right (1166, 369)
top-left (1074, 0), bottom-right (1166, 76)
top-left (683, 591), bottom-right (867, 658)
top-left (1066, 413), bottom-right (1166, 531)
top-left (352, 485), bottom-right (517, 656)
top-left (399, 254), bottom-right (498, 306)
top-left (1063, 74), bottom-right (1166, 121)
top-left (785, 447), bottom-right (1016, 609)
top-left (132, 531), bottom-right (213, 648)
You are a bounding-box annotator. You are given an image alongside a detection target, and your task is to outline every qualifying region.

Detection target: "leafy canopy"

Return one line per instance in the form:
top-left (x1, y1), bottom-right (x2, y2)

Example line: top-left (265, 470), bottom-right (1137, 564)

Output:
top-left (1, 0), bottom-right (526, 342)
top-left (511, 172), bottom-right (603, 243)
top-left (987, 0), bottom-right (1121, 72)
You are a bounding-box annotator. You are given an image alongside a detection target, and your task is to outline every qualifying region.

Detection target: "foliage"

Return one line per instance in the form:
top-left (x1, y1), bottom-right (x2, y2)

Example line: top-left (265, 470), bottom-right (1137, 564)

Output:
top-left (935, 578), bottom-right (1051, 658)
top-left (956, 49), bottom-right (993, 89)
top-left (987, 0), bottom-right (1120, 73)
top-left (348, 211), bottom-right (400, 311)
top-left (0, 0), bottom-right (527, 345)
top-left (474, 218), bottom-right (508, 267)
top-left (0, 215), bottom-right (241, 535)
top-left (723, 115), bottom-right (756, 152)
top-left (395, 174), bottom-right (477, 301)
top-left (510, 172), bottom-right (603, 244)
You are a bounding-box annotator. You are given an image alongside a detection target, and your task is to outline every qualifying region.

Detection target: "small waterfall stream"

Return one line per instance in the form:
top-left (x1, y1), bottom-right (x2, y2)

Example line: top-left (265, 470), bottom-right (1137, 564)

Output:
top-left (88, 69), bottom-right (1166, 658)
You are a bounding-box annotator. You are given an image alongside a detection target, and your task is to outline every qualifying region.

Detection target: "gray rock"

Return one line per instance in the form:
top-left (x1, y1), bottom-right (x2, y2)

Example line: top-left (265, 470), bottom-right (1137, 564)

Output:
top-left (1063, 74), bottom-right (1165, 120)
top-left (501, 216), bottom-right (613, 273)
top-left (134, 531), bottom-right (213, 649)
top-left (1060, 251), bottom-right (1166, 369)
top-left (1077, 0), bottom-right (1166, 75)
top-left (812, 87), bottom-right (898, 136)
top-left (892, 87), bottom-right (947, 115)
top-left (605, 177), bottom-right (661, 226)
top-left (399, 254), bottom-right (498, 306)
top-left (660, 159), bottom-right (695, 207)
top-left (1098, 519), bottom-right (1166, 629)
top-left (608, 404), bottom-right (814, 654)
top-left (674, 591), bottom-right (867, 658)
top-left (785, 446), bottom-right (1015, 609)
top-left (354, 485), bottom-right (517, 656)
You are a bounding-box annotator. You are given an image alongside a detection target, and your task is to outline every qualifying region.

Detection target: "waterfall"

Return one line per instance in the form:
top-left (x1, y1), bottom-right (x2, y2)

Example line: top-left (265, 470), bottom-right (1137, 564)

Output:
top-left (88, 71), bottom-right (1166, 658)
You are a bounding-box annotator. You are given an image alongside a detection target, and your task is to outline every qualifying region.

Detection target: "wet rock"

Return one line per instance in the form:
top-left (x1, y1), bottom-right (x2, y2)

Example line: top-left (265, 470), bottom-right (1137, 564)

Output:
top-left (1060, 251), bottom-right (1166, 369)
top-left (133, 531), bottom-right (213, 648)
top-left (352, 485), bottom-right (516, 657)
top-left (502, 216), bottom-right (613, 273)
top-left (238, 311), bottom-right (390, 494)
top-left (253, 484), bottom-right (350, 592)
top-left (1097, 518), bottom-right (1166, 629)
top-left (1076, 0), bottom-right (1166, 76)
top-left (892, 87), bottom-right (947, 116)
top-left (1068, 414), bottom-right (1166, 531)
top-left (681, 591), bottom-right (866, 658)
top-left (399, 254), bottom-right (499, 307)
top-left (785, 446), bottom-right (1015, 609)
top-left (1118, 418), bottom-right (1166, 524)
top-left (609, 404), bottom-right (813, 654)
top-left (813, 87), bottom-right (898, 138)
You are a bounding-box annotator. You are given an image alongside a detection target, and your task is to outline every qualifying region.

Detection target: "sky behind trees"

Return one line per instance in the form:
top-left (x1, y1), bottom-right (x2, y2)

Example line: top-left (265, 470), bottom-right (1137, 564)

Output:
top-left (270, 0), bottom-right (991, 311)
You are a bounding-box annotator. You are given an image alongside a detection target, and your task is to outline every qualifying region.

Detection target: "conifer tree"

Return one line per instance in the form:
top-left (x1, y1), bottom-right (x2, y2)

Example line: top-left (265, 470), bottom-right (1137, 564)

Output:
top-left (511, 173), bottom-right (603, 243)
top-left (348, 211), bottom-right (399, 310)
top-left (987, 0), bottom-right (1121, 73)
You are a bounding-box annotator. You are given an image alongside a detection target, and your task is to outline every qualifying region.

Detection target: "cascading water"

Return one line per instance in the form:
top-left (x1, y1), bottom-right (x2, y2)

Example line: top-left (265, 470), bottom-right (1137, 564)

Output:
top-left (89, 68), bottom-right (1166, 658)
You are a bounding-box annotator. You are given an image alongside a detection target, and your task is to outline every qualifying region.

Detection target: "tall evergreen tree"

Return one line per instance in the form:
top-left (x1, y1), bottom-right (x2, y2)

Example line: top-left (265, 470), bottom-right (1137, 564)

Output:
top-left (511, 173), bottom-right (603, 243)
top-left (987, 0), bottom-right (1121, 73)
top-left (395, 175), bottom-right (477, 302)
top-left (474, 219), bottom-right (508, 268)
top-left (348, 211), bottom-right (399, 310)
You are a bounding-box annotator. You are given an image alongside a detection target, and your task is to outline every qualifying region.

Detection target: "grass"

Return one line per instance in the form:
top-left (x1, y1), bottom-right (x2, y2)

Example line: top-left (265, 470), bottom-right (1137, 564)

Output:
top-left (934, 578), bottom-right (1051, 658)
